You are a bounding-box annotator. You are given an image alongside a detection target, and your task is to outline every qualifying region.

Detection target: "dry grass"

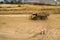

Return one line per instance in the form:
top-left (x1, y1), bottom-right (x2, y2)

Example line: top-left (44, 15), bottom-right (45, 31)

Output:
top-left (0, 4), bottom-right (60, 14)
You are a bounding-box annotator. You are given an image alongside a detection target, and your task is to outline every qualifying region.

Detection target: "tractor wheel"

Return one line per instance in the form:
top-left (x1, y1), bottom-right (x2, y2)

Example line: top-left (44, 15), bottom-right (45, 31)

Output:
top-left (40, 16), bottom-right (47, 20)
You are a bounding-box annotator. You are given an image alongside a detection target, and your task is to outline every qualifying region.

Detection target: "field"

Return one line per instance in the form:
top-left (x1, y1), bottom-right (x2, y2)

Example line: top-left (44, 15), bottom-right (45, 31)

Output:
top-left (0, 4), bottom-right (60, 14)
top-left (0, 4), bottom-right (60, 40)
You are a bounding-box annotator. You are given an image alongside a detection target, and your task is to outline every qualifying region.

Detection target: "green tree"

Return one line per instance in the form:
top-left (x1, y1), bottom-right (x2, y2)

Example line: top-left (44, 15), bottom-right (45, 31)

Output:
top-left (0, 1), bottom-right (4, 4)
top-left (10, 1), bottom-right (14, 4)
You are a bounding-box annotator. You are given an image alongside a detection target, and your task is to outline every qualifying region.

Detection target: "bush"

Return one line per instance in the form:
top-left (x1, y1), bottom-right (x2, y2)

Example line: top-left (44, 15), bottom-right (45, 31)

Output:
top-left (0, 1), bottom-right (4, 4)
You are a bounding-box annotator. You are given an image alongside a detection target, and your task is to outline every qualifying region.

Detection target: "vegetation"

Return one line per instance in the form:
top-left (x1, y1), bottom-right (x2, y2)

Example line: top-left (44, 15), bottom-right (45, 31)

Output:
top-left (0, 1), bottom-right (4, 4)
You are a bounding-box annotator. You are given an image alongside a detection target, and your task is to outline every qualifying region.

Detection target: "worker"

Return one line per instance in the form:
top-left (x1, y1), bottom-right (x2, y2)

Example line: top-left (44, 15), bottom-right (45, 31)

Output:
top-left (40, 28), bottom-right (45, 35)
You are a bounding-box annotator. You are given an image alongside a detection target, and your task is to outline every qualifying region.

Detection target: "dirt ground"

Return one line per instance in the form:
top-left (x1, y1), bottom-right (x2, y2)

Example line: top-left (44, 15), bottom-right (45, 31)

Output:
top-left (0, 14), bottom-right (60, 40)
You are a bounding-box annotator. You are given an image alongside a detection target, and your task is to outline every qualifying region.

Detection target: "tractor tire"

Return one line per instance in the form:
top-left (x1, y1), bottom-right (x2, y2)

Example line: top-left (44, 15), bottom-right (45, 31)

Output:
top-left (32, 17), bottom-right (37, 20)
top-left (40, 16), bottom-right (47, 20)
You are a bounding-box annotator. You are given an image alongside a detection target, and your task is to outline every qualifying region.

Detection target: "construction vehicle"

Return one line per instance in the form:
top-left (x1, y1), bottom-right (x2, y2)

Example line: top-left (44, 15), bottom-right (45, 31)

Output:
top-left (30, 12), bottom-right (49, 20)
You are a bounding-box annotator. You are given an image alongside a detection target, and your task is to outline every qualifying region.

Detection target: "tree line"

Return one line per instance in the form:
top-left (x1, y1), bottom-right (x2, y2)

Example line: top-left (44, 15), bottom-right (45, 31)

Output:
top-left (0, 1), bottom-right (22, 4)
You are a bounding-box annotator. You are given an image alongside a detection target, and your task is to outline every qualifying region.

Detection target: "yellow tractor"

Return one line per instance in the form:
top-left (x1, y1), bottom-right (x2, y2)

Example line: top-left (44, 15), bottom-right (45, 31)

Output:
top-left (30, 12), bottom-right (49, 20)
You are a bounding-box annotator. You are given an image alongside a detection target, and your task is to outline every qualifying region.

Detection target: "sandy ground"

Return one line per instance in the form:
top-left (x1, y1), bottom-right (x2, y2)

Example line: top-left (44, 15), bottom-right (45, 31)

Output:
top-left (0, 14), bottom-right (60, 40)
